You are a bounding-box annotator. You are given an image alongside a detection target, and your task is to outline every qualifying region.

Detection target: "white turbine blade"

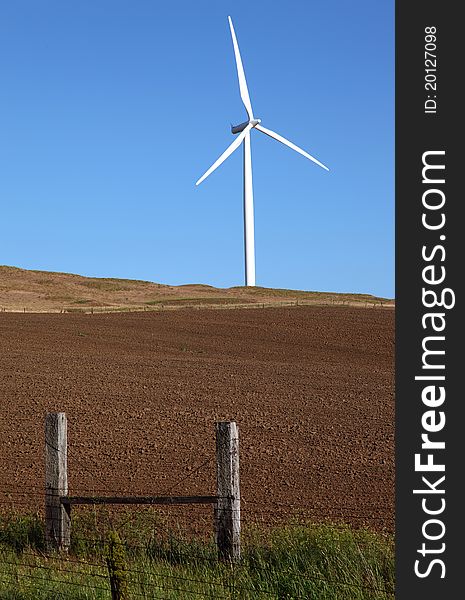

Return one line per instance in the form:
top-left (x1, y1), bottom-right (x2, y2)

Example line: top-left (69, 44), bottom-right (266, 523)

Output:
top-left (228, 16), bottom-right (254, 120)
top-left (255, 124), bottom-right (329, 171)
top-left (196, 123), bottom-right (253, 186)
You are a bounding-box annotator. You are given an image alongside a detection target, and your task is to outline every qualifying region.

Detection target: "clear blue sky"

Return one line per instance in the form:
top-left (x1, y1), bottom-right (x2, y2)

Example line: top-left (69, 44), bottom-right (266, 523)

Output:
top-left (0, 0), bottom-right (394, 297)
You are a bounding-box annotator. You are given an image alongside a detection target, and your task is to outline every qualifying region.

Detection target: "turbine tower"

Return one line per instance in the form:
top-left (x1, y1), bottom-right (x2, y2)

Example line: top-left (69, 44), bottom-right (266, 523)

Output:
top-left (196, 16), bottom-right (329, 287)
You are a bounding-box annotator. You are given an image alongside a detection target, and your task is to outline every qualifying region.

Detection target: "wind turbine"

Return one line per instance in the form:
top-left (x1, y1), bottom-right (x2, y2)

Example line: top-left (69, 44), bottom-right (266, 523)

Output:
top-left (196, 16), bottom-right (329, 287)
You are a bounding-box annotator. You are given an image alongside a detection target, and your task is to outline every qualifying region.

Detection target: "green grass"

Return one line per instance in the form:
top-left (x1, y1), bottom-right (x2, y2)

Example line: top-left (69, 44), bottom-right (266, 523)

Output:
top-left (0, 513), bottom-right (44, 554)
top-left (0, 512), bottom-right (394, 599)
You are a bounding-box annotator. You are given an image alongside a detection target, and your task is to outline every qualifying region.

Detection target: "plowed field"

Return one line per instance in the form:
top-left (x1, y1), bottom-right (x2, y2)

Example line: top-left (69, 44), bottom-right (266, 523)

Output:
top-left (0, 306), bottom-right (394, 531)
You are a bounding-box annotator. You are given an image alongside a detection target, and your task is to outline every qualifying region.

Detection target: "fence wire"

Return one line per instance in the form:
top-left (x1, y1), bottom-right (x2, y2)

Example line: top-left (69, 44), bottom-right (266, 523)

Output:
top-left (1, 490), bottom-right (395, 599)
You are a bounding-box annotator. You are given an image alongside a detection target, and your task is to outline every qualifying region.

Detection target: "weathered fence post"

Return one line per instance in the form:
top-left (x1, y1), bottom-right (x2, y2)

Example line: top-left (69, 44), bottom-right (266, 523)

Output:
top-left (106, 530), bottom-right (129, 600)
top-left (215, 421), bottom-right (240, 562)
top-left (45, 412), bottom-right (70, 551)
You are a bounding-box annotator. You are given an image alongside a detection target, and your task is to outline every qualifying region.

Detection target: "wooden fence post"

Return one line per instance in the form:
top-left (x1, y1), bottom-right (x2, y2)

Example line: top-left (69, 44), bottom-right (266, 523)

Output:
top-left (45, 412), bottom-right (70, 551)
top-left (215, 421), bottom-right (240, 562)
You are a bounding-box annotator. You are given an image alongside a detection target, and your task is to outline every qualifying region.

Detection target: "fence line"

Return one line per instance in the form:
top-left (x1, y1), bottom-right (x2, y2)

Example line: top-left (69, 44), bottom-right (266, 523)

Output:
top-left (0, 553), bottom-right (395, 598)
top-left (0, 510), bottom-right (395, 597)
top-left (8, 546), bottom-right (393, 594)
top-left (0, 297), bottom-right (394, 315)
top-left (44, 413), bottom-right (241, 562)
top-left (1, 493), bottom-right (394, 516)
top-left (1, 411), bottom-right (395, 598)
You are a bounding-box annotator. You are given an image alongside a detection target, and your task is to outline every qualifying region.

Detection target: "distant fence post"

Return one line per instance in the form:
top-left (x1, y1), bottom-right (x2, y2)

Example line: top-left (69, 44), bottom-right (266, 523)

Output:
top-left (45, 412), bottom-right (70, 551)
top-left (215, 421), bottom-right (240, 562)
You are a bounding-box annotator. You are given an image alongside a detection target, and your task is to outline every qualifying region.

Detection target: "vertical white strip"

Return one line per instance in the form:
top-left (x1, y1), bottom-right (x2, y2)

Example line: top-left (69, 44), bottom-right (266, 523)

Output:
top-left (243, 133), bottom-right (256, 286)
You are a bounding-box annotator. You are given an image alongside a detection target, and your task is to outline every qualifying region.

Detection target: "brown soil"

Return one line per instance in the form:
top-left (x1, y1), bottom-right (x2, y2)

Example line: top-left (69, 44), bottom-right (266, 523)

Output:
top-left (0, 305), bottom-right (394, 531)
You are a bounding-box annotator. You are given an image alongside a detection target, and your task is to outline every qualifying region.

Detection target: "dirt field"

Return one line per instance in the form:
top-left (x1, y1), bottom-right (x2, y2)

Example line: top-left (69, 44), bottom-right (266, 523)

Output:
top-left (0, 306), bottom-right (394, 531)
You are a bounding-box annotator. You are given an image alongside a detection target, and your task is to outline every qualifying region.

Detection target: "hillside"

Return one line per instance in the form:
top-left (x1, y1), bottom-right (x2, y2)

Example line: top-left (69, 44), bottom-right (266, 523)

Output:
top-left (0, 265), bottom-right (393, 313)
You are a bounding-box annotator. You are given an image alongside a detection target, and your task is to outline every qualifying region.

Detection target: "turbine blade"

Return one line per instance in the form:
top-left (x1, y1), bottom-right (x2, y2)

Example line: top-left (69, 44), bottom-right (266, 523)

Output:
top-left (196, 124), bottom-right (253, 186)
top-left (228, 16), bottom-right (254, 120)
top-left (255, 124), bottom-right (330, 171)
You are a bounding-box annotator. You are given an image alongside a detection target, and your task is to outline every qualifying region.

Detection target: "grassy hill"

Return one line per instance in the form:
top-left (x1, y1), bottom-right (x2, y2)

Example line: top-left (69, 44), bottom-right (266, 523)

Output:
top-left (0, 265), bottom-right (393, 313)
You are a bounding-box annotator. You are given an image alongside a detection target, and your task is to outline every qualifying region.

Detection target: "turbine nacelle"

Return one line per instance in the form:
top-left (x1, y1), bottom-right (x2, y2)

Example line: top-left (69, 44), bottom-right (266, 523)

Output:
top-left (231, 119), bottom-right (261, 134)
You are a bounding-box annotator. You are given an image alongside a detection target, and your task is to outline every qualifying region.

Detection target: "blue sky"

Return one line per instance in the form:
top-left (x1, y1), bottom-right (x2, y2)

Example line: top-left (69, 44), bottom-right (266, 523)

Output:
top-left (0, 0), bottom-right (394, 297)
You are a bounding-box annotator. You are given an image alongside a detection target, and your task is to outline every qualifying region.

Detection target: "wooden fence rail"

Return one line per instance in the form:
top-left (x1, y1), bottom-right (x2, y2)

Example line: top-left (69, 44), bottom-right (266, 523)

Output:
top-left (60, 495), bottom-right (218, 506)
top-left (45, 413), bottom-right (240, 562)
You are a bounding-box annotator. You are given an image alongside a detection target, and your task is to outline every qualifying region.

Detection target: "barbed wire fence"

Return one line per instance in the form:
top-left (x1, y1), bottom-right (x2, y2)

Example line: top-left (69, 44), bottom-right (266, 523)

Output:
top-left (0, 296), bottom-right (393, 316)
top-left (0, 413), bottom-right (395, 599)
